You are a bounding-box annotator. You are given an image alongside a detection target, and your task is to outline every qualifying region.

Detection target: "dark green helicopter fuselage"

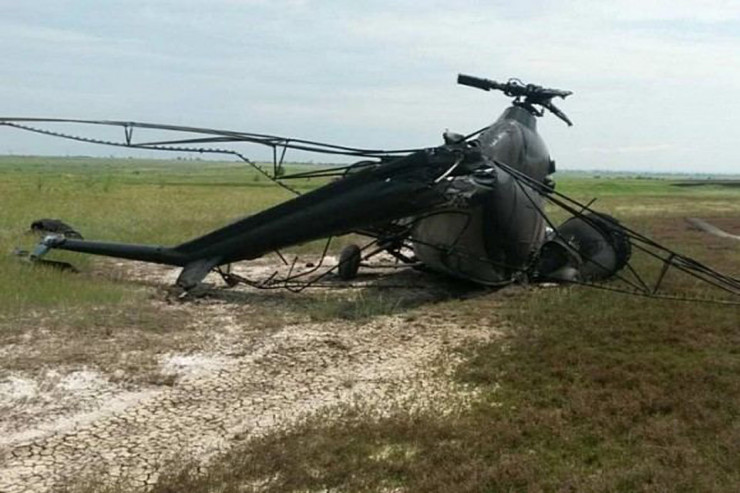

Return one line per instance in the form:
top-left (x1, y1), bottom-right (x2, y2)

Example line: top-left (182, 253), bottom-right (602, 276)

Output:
top-left (412, 105), bottom-right (552, 285)
top-left (32, 105), bottom-right (554, 288)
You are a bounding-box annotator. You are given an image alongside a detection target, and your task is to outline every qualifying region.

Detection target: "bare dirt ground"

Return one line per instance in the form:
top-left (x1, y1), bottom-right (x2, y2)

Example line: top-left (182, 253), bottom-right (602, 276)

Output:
top-left (0, 257), bottom-right (496, 492)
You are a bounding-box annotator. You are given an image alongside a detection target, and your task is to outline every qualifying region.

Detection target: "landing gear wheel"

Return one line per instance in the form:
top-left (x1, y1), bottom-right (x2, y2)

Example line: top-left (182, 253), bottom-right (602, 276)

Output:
top-left (338, 244), bottom-right (361, 280)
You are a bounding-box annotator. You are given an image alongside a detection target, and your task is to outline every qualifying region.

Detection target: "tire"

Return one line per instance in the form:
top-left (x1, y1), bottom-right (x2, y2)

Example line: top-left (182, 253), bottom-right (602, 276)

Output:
top-left (338, 244), bottom-right (361, 280)
top-left (557, 212), bottom-right (631, 280)
top-left (582, 213), bottom-right (632, 271)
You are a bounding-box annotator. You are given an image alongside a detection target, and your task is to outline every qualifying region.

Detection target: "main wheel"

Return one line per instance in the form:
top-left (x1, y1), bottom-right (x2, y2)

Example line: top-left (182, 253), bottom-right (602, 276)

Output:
top-left (557, 212), bottom-right (632, 280)
top-left (338, 244), bottom-right (361, 280)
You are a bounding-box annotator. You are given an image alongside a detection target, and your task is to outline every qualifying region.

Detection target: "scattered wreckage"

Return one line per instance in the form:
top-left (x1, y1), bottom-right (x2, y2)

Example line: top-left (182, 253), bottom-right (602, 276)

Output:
top-left (3, 74), bottom-right (738, 304)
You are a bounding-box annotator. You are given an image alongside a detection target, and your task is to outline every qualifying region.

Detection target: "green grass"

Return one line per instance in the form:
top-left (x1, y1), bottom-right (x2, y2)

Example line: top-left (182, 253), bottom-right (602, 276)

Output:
top-left (132, 170), bottom-right (737, 492)
top-left (1, 156), bottom-right (737, 317)
top-left (141, 271), bottom-right (739, 492)
top-left (553, 175), bottom-right (740, 220)
top-left (128, 282), bottom-right (738, 493)
top-left (0, 156), bottom-right (328, 316)
top-left (2, 156), bottom-right (739, 492)
top-left (0, 156), bottom-right (333, 381)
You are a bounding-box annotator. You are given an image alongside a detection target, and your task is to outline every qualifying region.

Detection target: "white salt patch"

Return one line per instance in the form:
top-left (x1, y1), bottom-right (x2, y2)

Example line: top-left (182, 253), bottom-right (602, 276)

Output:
top-left (59, 369), bottom-right (109, 392)
top-left (160, 353), bottom-right (226, 377)
top-left (0, 369), bottom-right (124, 445)
top-left (0, 376), bottom-right (38, 402)
top-left (0, 388), bottom-right (158, 447)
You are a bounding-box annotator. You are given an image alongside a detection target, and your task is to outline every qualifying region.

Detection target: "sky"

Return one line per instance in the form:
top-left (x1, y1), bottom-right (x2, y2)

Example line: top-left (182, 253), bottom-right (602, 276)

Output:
top-left (1, 0), bottom-right (740, 173)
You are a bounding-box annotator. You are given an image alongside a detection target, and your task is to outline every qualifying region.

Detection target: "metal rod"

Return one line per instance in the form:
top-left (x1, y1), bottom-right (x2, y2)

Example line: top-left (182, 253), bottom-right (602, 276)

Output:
top-left (652, 253), bottom-right (675, 295)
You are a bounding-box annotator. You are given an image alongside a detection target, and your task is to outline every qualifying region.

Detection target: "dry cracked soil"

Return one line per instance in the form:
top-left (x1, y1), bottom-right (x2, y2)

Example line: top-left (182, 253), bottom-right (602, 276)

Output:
top-left (0, 256), bottom-right (496, 492)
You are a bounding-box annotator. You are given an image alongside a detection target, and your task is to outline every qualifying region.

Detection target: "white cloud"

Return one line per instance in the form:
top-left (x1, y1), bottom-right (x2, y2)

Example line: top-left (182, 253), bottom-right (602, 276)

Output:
top-left (1, 1), bottom-right (739, 172)
top-left (575, 0), bottom-right (740, 22)
top-left (579, 144), bottom-right (675, 154)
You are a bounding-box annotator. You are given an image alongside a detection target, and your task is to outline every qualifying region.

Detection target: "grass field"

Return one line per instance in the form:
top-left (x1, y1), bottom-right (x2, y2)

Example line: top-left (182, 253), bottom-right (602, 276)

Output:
top-left (0, 156), bottom-right (324, 382)
top-left (0, 155), bottom-right (339, 313)
top-left (1, 156), bottom-right (739, 492)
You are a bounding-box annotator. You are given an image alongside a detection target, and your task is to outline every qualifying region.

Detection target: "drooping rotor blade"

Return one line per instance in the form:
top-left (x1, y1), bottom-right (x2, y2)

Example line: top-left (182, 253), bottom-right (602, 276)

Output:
top-left (0, 117), bottom-right (422, 158)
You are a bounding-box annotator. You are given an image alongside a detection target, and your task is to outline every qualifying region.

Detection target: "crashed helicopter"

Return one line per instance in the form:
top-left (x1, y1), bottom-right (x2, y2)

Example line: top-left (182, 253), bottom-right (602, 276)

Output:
top-left (3, 74), bottom-right (738, 303)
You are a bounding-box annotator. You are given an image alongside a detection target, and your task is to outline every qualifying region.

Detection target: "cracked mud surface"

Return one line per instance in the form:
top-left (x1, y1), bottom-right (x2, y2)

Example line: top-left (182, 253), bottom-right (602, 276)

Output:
top-left (0, 258), bottom-right (495, 492)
